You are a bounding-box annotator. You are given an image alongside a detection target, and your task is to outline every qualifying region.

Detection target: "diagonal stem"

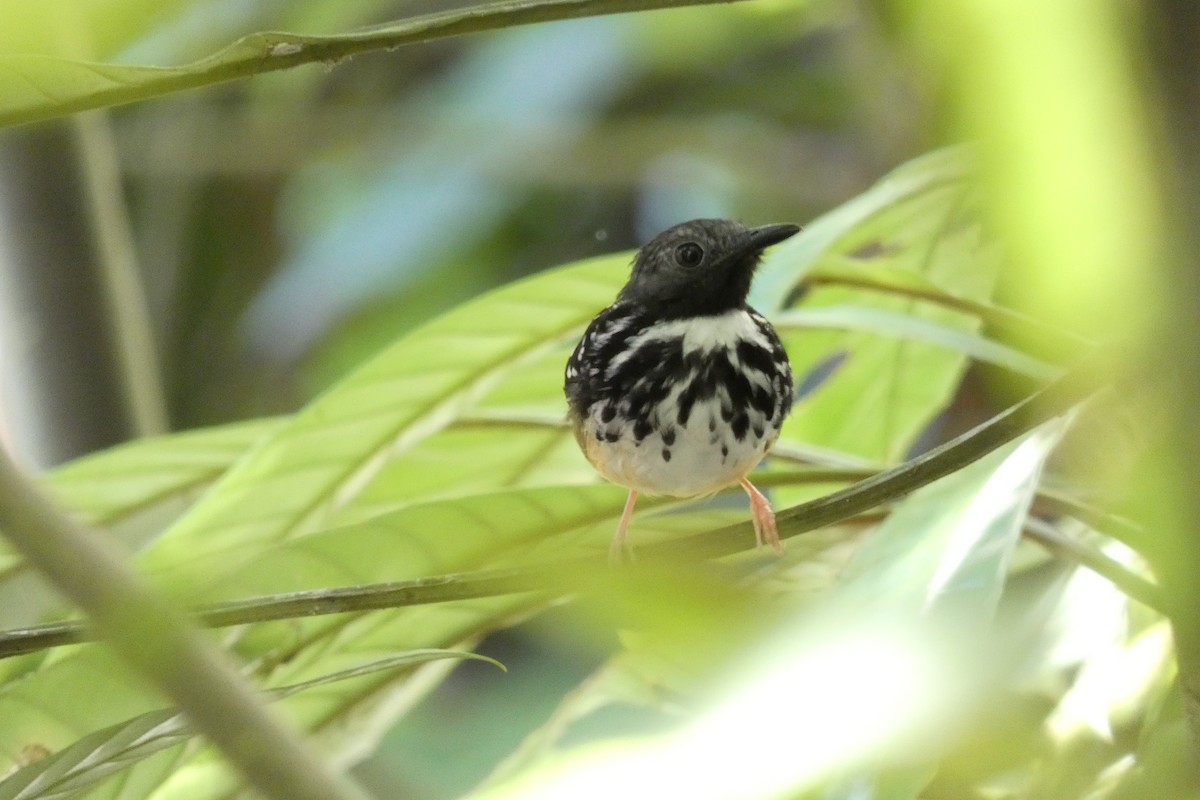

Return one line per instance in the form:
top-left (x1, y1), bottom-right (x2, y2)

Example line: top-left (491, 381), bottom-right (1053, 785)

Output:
top-left (0, 447), bottom-right (372, 800)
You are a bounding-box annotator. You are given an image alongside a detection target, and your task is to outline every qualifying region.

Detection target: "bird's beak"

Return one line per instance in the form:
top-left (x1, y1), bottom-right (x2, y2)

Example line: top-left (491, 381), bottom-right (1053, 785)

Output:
top-left (722, 223), bottom-right (800, 270)
top-left (746, 223), bottom-right (801, 254)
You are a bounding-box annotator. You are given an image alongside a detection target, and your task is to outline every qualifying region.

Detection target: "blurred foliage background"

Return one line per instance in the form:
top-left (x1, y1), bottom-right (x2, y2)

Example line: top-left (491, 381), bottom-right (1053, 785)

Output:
top-left (1, 0), bottom-right (919, 453)
top-left (0, 0), bottom-right (1197, 799)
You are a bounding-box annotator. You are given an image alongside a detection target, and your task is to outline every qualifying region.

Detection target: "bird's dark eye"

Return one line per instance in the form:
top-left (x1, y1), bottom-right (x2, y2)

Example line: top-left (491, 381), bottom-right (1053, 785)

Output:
top-left (674, 242), bottom-right (704, 267)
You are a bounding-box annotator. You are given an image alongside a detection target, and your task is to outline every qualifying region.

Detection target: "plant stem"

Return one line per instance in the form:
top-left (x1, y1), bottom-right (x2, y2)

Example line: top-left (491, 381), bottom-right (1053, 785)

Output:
top-left (0, 446), bottom-right (372, 800)
top-left (0, 0), bottom-right (757, 128)
top-left (72, 110), bottom-right (170, 437)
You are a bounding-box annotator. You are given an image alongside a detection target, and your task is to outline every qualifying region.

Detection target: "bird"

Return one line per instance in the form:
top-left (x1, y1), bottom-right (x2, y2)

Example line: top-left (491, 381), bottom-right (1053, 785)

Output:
top-left (564, 218), bottom-right (799, 561)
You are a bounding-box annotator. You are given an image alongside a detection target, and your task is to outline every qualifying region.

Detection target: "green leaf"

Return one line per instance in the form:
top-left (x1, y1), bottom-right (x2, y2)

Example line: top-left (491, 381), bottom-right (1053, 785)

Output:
top-left (0, 0), bottom-right (750, 128)
top-left (762, 147), bottom-right (1003, 466)
top-left (0, 418), bottom-right (284, 629)
top-left (0, 651), bottom-right (498, 800)
top-left (0, 419), bottom-right (280, 578)
top-left (44, 418), bottom-right (283, 529)
top-left (751, 147), bottom-right (974, 310)
top-left (134, 254), bottom-right (627, 599)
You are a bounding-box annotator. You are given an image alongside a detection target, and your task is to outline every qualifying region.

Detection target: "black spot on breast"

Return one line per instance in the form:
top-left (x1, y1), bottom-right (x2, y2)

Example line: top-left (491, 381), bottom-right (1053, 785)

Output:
top-left (662, 448), bottom-right (672, 462)
top-left (600, 405), bottom-right (616, 423)
top-left (751, 385), bottom-right (774, 416)
top-left (676, 382), bottom-right (699, 426)
top-left (595, 431), bottom-right (603, 441)
top-left (708, 416), bottom-right (717, 432)
top-left (604, 431), bottom-right (620, 443)
top-left (731, 414), bottom-right (750, 441)
top-left (736, 340), bottom-right (778, 377)
top-left (721, 443), bottom-right (729, 458)
top-left (753, 424), bottom-right (764, 440)
top-left (633, 418), bottom-right (653, 441)
top-left (662, 428), bottom-right (676, 446)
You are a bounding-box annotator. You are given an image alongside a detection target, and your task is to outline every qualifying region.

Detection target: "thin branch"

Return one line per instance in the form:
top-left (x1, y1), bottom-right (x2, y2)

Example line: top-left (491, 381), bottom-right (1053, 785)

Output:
top-left (0, 448), bottom-right (371, 800)
top-left (0, 354), bottom-right (1111, 660)
top-left (0, 0), bottom-right (756, 128)
top-left (803, 273), bottom-right (1091, 363)
top-left (650, 350), bottom-right (1110, 559)
top-left (1022, 517), bottom-right (1163, 611)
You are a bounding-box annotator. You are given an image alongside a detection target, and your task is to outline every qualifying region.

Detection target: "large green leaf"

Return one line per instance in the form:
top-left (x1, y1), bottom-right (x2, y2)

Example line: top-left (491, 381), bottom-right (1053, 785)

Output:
top-left (44, 418), bottom-right (284, 532)
top-left (762, 148), bottom-right (1001, 467)
top-left (0, 419), bottom-right (281, 580)
top-left (0, 255), bottom-right (628, 792)
top-left (134, 253), bottom-right (628, 598)
top-left (0, 419), bottom-right (284, 630)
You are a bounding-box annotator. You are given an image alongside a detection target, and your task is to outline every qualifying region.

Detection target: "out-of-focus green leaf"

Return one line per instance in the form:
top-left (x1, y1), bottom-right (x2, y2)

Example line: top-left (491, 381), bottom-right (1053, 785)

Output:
top-left (0, 419), bottom-right (286, 629)
top-left (0, 1), bottom-right (188, 62)
top-left (474, 419), bottom-right (1072, 800)
top-left (0, 251), bottom-right (621, 787)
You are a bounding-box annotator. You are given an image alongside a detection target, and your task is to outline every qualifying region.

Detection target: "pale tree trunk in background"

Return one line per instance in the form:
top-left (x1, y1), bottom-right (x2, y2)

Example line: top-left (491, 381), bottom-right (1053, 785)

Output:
top-left (0, 125), bottom-right (132, 468)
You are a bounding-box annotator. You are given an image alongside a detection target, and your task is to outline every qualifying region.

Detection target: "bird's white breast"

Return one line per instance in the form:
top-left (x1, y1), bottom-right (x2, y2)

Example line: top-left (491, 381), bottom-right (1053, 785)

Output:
top-left (581, 309), bottom-right (787, 497)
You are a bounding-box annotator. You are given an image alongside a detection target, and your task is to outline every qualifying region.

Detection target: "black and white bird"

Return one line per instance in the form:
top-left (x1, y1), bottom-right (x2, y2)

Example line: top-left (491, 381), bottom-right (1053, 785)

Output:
top-left (564, 219), bottom-right (799, 560)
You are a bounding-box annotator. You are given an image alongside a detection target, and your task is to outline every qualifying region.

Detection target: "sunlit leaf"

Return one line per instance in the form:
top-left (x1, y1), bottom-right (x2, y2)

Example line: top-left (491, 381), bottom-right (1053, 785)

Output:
top-left (473, 419), bottom-right (1073, 800)
top-left (0, 419), bottom-right (285, 629)
top-left (0, 419), bottom-right (281, 582)
top-left (46, 418), bottom-right (283, 531)
top-left (836, 415), bottom-right (1074, 624)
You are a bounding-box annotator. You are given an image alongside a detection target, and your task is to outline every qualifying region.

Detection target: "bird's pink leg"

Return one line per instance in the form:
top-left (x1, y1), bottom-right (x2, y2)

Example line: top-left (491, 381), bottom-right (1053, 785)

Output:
top-left (610, 489), bottom-right (639, 563)
top-left (740, 478), bottom-right (783, 554)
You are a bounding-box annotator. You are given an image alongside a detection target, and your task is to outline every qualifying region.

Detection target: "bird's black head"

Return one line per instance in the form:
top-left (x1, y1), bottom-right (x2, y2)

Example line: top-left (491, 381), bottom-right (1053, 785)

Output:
top-left (617, 219), bottom-right (799, 319)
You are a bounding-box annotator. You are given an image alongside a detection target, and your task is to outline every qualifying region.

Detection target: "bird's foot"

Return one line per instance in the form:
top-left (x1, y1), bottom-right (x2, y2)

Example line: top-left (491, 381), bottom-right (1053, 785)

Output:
top-left (740, 478), bottom-right (783, 554)
top-left (608, 539), bottom-right (636, 565)
top-left (609, 489), bottom-right (639, 565)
